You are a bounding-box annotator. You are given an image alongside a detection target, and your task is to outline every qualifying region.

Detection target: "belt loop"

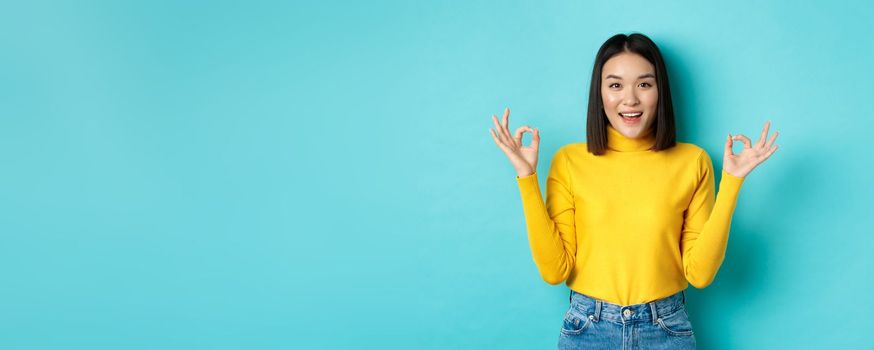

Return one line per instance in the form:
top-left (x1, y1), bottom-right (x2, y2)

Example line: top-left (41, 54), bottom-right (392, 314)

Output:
top-left (569, 290), bottom-right (573, 303)
top-left (649, 301), bottom-right (659, 325)
top-left (682, 290), bottom-right (686, 305)
top-left (594, 299), bottom-right (602, 322)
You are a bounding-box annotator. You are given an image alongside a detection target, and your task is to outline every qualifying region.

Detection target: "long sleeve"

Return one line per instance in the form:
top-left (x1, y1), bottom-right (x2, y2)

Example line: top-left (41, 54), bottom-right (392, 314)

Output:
top-left (680, 149), bottom-right (745, 288)
top-left (515, 147), bottom-right (577, 285)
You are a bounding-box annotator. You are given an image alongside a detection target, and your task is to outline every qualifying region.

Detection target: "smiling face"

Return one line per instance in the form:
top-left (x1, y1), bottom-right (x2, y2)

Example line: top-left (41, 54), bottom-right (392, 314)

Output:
top-left (601, 52), bottom-right (658, 139)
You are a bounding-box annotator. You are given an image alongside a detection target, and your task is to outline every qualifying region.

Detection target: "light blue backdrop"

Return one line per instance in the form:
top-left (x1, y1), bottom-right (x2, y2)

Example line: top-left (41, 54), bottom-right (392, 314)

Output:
top-left (1, 0), bottom-right (871, 349)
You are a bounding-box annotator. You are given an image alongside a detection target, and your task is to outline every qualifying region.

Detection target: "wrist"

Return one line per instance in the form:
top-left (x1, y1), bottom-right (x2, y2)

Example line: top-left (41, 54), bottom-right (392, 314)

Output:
top-left (515, 168), bottom-right (534, 177)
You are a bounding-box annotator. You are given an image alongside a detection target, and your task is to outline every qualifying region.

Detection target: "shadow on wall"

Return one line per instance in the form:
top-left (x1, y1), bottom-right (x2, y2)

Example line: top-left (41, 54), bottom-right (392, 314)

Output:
top-left (660, 38), bottom-right (821, 348)
top-left (686, 148), bottom-right (815, 349)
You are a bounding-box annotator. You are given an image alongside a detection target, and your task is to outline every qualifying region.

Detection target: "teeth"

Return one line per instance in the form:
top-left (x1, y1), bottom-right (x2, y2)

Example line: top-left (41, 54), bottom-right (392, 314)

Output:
top-left (620, 112), bottom-right (642, 118)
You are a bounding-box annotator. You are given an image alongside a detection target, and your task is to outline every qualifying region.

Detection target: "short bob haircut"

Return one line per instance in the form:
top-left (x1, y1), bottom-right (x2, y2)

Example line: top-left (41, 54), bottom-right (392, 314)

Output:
top-left (586, 33), bottom-right (677, 155)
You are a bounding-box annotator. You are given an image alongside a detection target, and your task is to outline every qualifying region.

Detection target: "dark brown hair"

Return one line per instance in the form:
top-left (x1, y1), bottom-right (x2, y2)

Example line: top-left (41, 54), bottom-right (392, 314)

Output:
top-left (586, 33), bottom-right (677, 155)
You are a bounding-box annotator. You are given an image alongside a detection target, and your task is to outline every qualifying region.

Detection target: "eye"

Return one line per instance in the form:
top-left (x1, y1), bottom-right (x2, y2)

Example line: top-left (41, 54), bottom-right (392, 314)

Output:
top-left (639, 82), bottom-right (653, 88)
top-left (609, 83), bottom-right (620, 89)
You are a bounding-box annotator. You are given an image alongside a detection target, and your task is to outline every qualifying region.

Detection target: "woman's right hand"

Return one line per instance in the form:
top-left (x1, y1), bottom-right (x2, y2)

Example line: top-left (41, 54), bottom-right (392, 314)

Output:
top-left (488, 107), bottom-right (540, 177)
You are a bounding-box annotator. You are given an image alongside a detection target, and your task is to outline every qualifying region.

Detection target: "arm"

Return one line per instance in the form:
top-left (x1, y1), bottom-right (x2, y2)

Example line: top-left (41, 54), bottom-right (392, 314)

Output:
top-left (680, 150), bottom-right (745, 288)
top-left (515, 147), bottom-right (577, 285)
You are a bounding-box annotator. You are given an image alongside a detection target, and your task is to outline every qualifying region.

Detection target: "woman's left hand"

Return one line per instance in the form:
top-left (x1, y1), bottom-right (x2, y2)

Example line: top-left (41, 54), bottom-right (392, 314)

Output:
top-left (723, 121), bottom-right (780, 178)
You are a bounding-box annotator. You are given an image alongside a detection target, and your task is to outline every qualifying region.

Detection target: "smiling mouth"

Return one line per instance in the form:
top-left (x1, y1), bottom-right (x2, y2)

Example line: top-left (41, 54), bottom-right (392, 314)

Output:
top-left (619, 112), bottom-right (642, 119)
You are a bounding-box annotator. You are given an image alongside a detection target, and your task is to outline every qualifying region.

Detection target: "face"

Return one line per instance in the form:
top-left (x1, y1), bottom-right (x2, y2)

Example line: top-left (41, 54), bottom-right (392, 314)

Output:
top-left (601, 52), bottom-right (658, 139)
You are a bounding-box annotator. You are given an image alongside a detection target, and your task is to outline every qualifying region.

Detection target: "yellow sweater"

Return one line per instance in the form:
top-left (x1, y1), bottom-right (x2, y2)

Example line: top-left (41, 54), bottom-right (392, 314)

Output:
top-left (516, 123), bottom-right (745, 306)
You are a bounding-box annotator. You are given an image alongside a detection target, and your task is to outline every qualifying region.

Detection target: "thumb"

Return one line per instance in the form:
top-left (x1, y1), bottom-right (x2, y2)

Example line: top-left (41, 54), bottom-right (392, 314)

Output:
top-left (724, 133), bottom-right (733, 158)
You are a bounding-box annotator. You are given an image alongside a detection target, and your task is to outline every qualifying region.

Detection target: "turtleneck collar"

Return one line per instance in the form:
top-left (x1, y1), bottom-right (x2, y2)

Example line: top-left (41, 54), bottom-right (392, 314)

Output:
top-left (606, 123), bottom-right (656, 152)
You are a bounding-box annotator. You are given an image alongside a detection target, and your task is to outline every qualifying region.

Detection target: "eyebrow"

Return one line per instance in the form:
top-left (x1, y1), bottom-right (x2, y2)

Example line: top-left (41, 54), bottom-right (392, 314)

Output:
top-left (605, 73), bottom-right (656, 80)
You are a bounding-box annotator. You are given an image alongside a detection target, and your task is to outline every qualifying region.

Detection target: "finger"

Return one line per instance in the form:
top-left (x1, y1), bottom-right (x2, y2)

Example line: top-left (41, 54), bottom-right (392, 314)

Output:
top-left (501, 107), bottom-right (513, 143)
top-left (733, 134), bottom-right (752, 149)
top-left (757, 121), bottom-right (770, 147)
top-left (489, 128), bottom-right (511, 152)
top-left (492, 115), bottom-right (511, 145)
top-left (764, 144), bottom-right (779, 159)
top-left (724, 133), bottom-right (734, 157)
top-left (513, 125), bottom-right (531, 146)
top-left (531, 128), bottom-right (540, 150)
top-left (764, 130), bottom-right (779, 149)
top-left (502, 107), bottom-right (510, 129)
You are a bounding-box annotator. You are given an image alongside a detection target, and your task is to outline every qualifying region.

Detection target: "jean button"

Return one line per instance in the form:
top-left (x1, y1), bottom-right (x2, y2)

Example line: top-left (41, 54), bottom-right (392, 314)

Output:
top-left (623, 309), bottom-right (632, 318)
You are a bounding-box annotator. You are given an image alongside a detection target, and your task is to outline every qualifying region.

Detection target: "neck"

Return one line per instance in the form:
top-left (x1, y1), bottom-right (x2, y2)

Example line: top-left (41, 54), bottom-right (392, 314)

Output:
top-left (606, 123), bottom-right (656, 152)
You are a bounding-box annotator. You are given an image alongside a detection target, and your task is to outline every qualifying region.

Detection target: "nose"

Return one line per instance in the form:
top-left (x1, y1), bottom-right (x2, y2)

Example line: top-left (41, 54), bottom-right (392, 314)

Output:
top-left (622, 89), bottom-right (640, 106)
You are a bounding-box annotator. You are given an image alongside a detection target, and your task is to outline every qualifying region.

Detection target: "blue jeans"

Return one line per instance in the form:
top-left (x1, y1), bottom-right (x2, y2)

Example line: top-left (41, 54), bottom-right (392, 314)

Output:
top-left (558, 289), bottom-right (697, 350)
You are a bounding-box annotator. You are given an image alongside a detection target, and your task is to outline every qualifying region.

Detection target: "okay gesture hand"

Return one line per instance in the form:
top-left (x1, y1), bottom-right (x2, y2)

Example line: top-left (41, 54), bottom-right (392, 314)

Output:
top-left (723, 121), bottom-right (780, 178)
top-left (488, 107), bottom-right (540, 177)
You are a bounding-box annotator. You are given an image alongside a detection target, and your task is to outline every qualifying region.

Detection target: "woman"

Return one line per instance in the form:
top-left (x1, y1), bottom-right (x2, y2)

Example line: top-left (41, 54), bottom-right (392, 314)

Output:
top-left (488, 33), bottom-right (779, 349)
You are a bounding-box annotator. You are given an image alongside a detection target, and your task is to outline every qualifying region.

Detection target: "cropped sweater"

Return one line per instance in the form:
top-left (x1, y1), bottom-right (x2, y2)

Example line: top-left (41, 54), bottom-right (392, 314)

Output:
top-left (515, 123), bottom-right (744, 306)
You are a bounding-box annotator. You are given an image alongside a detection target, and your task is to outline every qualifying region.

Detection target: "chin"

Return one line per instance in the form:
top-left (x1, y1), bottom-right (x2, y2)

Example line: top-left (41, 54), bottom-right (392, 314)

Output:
top-left (613, 119), bottom-right (651, 136)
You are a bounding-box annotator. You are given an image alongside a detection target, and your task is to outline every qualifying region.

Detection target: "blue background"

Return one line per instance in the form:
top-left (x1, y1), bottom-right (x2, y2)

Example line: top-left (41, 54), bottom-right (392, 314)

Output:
top-left (1, 0), bottom-right (871, 349)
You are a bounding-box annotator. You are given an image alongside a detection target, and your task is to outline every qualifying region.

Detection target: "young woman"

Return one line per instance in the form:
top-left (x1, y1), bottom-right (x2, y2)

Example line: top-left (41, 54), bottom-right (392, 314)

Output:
top-left (488, 33), bottom-right (779, 349)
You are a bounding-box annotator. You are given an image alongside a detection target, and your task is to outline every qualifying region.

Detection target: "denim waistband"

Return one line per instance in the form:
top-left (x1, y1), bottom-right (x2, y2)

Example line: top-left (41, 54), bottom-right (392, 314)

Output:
top-left (567, 289), bottom-right (687, 324)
